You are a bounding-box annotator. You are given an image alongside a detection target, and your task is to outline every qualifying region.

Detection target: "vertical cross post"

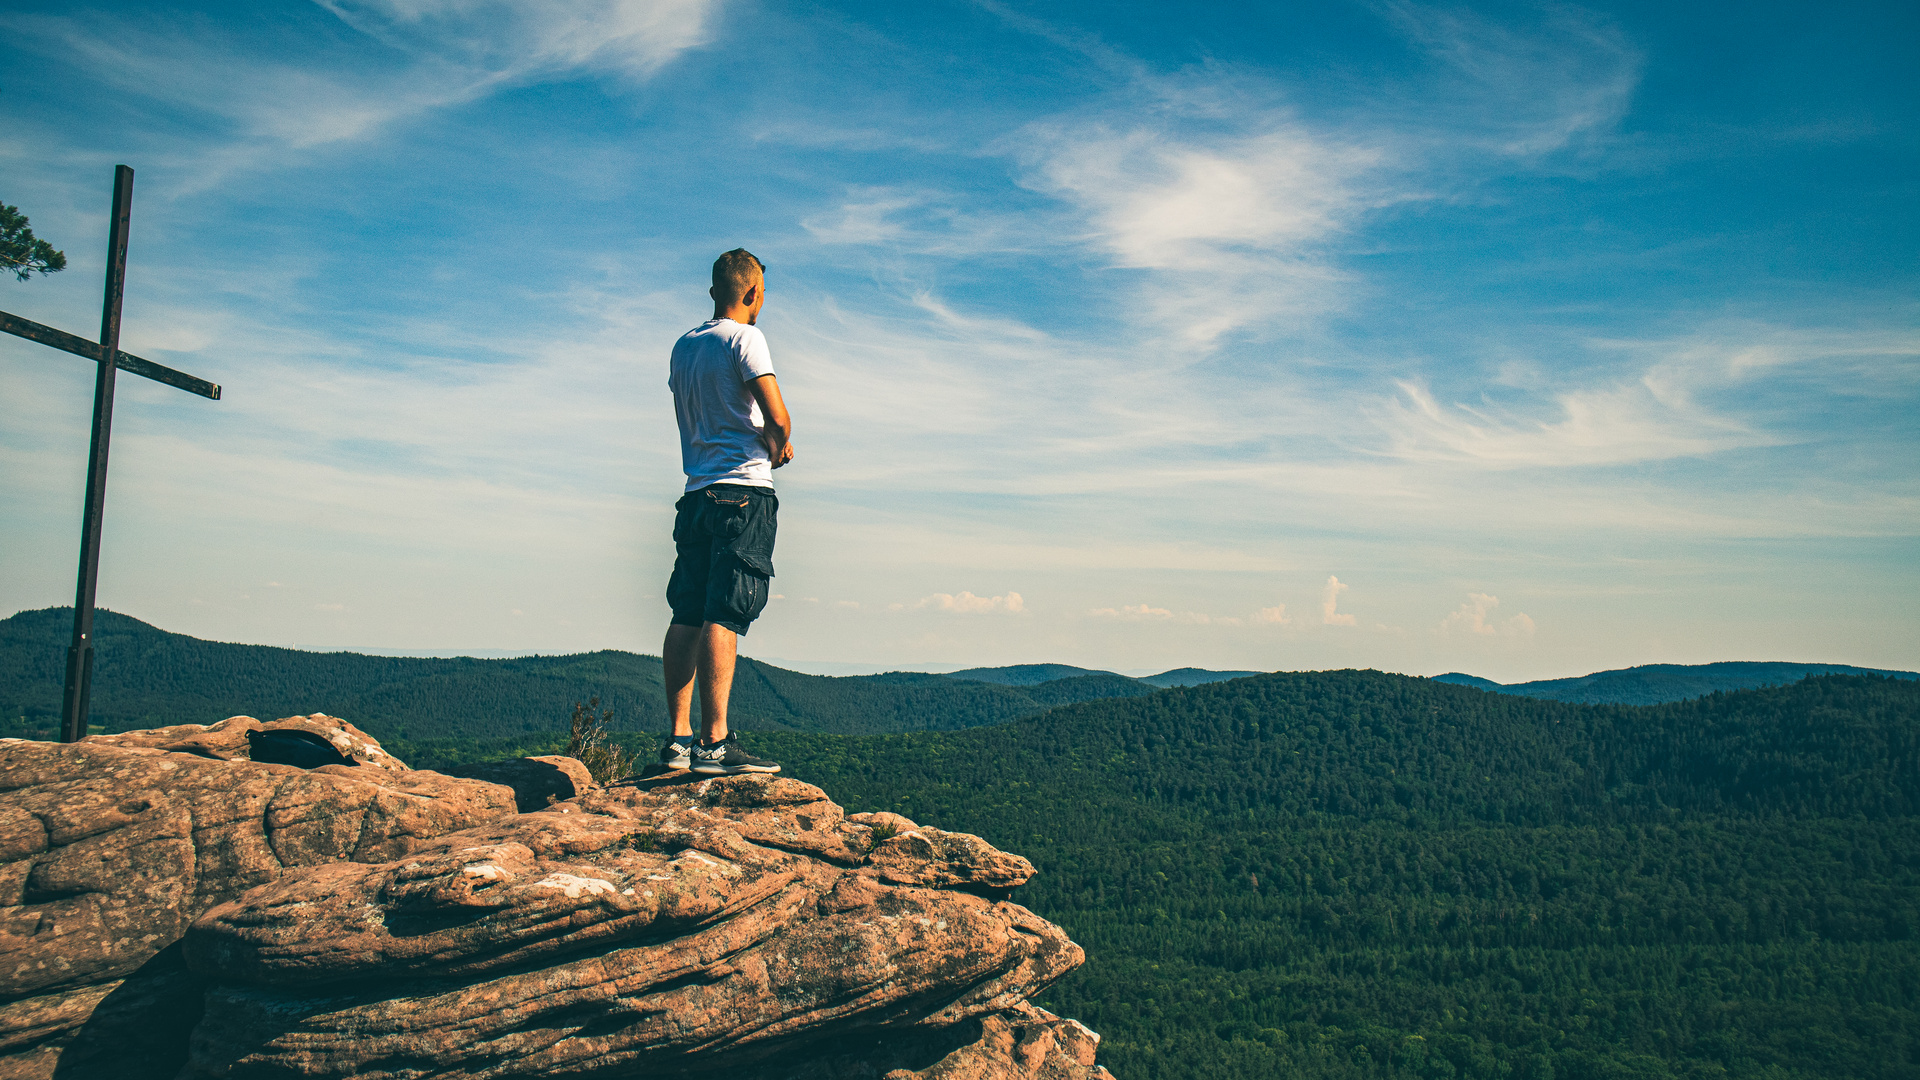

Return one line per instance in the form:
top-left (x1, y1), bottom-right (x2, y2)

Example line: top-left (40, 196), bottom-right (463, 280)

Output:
top-left (59, 165), bottom-right (135, 744)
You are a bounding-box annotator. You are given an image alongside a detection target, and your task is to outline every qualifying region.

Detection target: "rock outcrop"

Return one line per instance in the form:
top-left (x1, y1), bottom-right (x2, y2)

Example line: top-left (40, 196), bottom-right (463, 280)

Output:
top-left (442, 754), bottom-right (597, 812)
top-left (0, 718), bottom-right (1109, 1080)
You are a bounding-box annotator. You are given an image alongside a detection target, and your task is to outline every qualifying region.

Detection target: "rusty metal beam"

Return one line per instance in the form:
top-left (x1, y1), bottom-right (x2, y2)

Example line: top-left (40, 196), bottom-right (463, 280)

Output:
top-left (58, 165), bottom-right (136, 743)
top-left (0, 308), bottom-right (221, 400)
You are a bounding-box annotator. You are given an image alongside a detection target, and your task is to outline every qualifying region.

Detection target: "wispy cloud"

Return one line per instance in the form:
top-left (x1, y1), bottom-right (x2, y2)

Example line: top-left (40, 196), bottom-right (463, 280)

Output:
top-left (1089, 602), bottom-right (1291, 628)
top-left (318, 0), bottom-right (714, 81)
top-left (0, 14), bottom-right (441, 152)
top-left (1438, 593), bottom-right (1535, 638)
top-left (1018, 119), bottom-right (1383, 344)
top-left (1380, 378), bottom-right (1760, 468)
top-left (1, 0), bottom-right (713, 159)
top-left (1377, 325), bottom-right (1920, 468)
top-left (955, 0), bottom-right (1645, 351)
top-left (1089, 603), bottom-right (1174, 620)
top-left (917, 591), bottom-right (1027, 614)
top-left (3, 0), bottom-right (1910, 678)
top-left (800, 187), bottom-right (1031, 256)
top-left (1322, 576), bottom-right (1357, 626)
top-left (1376, 0), bottom-right (1641, 156)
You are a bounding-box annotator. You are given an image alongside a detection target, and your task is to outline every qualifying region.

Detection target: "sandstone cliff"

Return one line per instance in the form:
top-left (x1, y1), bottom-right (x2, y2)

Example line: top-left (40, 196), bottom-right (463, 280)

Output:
top-left (0, 716), bottom-right (1109, 1080)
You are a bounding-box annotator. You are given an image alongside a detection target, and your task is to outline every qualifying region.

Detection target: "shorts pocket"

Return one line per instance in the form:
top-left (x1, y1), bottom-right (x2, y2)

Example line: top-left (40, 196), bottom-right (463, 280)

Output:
top-left (723, 490), bottom-right (777, 577)
top-left (703, 487), bottom-right (751, 540)
top-left (722, 559), bottom-right (771, 626)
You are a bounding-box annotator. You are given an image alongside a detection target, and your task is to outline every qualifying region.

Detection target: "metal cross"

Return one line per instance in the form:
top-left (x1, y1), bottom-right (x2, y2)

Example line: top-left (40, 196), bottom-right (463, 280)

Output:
top-left (1, 166), bottom-right (221, 743)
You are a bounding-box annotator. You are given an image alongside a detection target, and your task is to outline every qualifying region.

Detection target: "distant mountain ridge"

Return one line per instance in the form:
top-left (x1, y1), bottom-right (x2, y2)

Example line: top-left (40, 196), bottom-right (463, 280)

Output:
top-left (0, 608), bottom-right (1151, 741)
top-left (10, 607), bottom-right (1907, 742)
top-left (1136, 667), bottom-right (1263, 688)
top-left (944, 663), bottom-right (1109, 686)
top-left (943, 663), bottom-right (1262, 688)
top-left (1433, 660), bottom-right (1918, 705)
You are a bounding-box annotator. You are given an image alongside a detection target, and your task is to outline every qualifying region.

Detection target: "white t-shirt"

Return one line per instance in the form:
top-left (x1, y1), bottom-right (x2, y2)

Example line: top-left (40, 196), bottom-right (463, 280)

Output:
top-left (668, 319), bottom-right (777, 491)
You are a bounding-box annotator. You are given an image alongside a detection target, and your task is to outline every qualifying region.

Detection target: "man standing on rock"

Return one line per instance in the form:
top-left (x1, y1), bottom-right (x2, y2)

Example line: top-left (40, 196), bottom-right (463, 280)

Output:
top-left (658, 249), bottom-right (790, 776)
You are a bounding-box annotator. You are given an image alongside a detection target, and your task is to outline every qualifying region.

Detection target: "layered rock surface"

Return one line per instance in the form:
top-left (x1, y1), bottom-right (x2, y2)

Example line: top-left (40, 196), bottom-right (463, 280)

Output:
top-left (0, 719), bottom-right (1109, 1080)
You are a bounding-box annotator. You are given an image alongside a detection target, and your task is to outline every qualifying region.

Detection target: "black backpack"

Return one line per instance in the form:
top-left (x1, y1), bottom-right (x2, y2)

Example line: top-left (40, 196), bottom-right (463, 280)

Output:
top-left (245, 728), bottom-right (358, 769)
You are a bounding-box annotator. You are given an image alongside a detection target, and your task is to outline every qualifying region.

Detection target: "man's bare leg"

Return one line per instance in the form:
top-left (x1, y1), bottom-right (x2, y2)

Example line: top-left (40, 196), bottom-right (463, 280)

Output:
top-left (662, 624), bottom-right (700, 738)
top-left (697, 621), bottom-right (737, 744)
top-left (683, 620), bottom-right (777, 775)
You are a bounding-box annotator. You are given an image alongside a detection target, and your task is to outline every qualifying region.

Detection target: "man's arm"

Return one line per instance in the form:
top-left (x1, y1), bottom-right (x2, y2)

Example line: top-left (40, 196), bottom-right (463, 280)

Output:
top-left (748, 374), bottom-right (794, 468)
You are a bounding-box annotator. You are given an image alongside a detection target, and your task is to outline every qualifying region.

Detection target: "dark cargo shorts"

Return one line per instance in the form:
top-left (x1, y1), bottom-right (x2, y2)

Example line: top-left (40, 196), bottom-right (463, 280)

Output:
top-left (667, 483), bottom-right (777, 636)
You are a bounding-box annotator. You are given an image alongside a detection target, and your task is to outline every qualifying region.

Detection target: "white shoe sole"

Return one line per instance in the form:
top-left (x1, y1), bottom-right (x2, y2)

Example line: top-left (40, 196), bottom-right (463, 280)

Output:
top-left (691, 761), bottom-right (780, 774)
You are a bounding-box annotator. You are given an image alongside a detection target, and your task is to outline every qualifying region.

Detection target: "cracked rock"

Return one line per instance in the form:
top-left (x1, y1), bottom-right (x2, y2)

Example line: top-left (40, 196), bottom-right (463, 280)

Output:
top-left (1, 727), bottom-right (1111, 1080)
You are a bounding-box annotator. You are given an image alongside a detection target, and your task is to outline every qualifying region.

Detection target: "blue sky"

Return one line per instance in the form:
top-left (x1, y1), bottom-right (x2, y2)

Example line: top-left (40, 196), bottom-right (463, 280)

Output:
top-left (1, 0), bottom-right (1914, 681)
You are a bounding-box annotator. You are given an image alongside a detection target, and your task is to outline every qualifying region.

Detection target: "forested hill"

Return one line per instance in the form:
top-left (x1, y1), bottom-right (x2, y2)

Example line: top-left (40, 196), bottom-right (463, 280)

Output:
top-left (945, 663), bottom-right (1261, 688)
top-left (945, 662), bottom-right (1116, 685)
top-left (7, 603), bottom-right (1917, 1077)
top-left (765, 669), bottom-right (1920, 832)
top-left (1433, 659), bottom-right (1916, 705)
top-left (740, 672), bottom-right (1920, 1079)
top-left (1137, 666), bottom-right (1264, 687)
top-left (0, 607), bottom-right (1153, 740)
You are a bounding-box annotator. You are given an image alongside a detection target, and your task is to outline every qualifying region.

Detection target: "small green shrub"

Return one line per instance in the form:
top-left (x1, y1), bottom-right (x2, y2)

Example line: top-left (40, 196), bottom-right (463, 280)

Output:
top-left (566, 696), bottom-right (631, 784)
top-left (865, 820), bottom-right (901, 852)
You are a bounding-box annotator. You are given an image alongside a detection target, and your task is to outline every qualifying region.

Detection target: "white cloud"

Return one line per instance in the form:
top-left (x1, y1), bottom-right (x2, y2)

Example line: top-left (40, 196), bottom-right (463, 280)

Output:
top-left (1322, 576), bottom-right (1357, 626)
top-left (801, 188), bottom-right (923, 246)
top-left (1377, 0), bottom-right (1641, 156)
top-left (1609, 324), bottom-right (1920, 390)
top-left (1380, 378), bottom-right (1761, 468)
top-left (1019, 119), bottom-right (1383, 345)
top-left (1089, 603), bottom-right (1175, 620)
top-left (1377, 325), bottom-right (1920, 470)
top-left (799, 187), bottom-right (1024, 255)
top-left (318, 0), bottom-right (714, 82)
top-left (978, 1), bottom-right (1644, 351)
top-left (1085, 601), bottom-right (1287, 628)
top-left (1033, 125), bottom-right (1379, 271)
top-left (1, 0), bottom-right (713, 159)
top-left (5, 0), bottom-right (1910, 679)
top-left (0, 14), bottom-right (444, 152)
top-left (1438, 593), bottom-right (1535, 638)
top-left (917, 591), bottom-right (1026, 614)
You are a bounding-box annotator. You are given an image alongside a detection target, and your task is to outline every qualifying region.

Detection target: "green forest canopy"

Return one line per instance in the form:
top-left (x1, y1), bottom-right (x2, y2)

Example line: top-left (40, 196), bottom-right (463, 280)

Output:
top-left (383, 670), bottom-right (1920, 1080)
top-left (742, 672), bottom-right (1920, 1080)
top-left (4, 607), bottom-right (1917, 1078)
top-left (0, 607), bottom-right (1154, 740)
top-left (5, 608), bottom-right (1907, 747)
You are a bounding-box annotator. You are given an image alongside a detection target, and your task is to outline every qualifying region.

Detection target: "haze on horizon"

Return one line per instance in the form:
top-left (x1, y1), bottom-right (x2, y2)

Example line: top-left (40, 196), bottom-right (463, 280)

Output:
top-left (1, 0), bottom-right (1914, 684)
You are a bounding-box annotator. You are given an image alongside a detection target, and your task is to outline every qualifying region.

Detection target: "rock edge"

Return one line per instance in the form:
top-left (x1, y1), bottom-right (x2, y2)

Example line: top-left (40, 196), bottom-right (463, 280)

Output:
top-left (0, 718), bottom-right (1111, 1080)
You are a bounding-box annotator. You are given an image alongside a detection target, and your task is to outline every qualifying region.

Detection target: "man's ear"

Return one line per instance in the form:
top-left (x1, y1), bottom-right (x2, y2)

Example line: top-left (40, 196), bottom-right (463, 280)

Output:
top-left (709, 284), bottom-right (720, 302)
top-left (742, 281), bottom-right (760, 305)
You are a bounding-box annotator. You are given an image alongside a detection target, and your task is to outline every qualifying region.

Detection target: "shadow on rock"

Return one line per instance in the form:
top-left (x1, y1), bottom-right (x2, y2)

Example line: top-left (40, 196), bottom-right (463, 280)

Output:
top-left (1, 721), bottom-right (1112, 1080)
top-left (442, 755), bottom-right (596, 812)
top-left (22, 951), bottom-right (204, 1080)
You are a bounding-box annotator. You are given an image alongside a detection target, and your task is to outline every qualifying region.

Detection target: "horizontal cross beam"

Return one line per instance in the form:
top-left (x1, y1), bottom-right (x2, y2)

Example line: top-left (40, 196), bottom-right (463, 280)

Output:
top-left (0, 308), bottom-right (220, 400)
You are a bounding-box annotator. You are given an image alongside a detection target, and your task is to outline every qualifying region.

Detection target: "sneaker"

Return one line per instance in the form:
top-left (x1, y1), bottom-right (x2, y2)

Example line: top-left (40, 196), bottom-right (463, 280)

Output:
top-left (691, 734), bottom-right (781, 775)
top-left (658, 736), bottom-right (695, 771)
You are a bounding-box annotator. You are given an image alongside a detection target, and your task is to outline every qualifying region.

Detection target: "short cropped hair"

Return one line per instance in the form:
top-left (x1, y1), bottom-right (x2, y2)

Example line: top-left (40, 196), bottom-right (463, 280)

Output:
top-left (712, 248), bottom-right (765, 303)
